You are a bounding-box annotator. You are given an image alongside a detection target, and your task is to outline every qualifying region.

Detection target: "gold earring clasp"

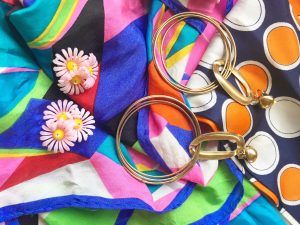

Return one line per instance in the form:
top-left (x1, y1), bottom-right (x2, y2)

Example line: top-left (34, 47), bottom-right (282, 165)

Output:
top-left (189, 132), bottom-right (257, 163)
top-left (213, 59), bottom-right (275, 108)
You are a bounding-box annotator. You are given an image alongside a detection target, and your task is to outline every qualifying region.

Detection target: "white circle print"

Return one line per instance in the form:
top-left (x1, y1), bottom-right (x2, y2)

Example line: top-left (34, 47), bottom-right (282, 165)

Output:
top-left (224, 0), bottom-right (265, 31)
top-left (245, 131), bottom-right (279, 175)
top-left (186, 71), bottom-right (217, 113)
top-left (266, 96), bottom-right (300, 138)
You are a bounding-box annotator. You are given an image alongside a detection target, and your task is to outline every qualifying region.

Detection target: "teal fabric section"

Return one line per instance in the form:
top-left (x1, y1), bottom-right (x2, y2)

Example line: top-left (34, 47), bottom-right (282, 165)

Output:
top-left (32, 48), bottom-right (53, 79)
top-left (97, 136), bottom-right (136, 167)
top-left (0, 71), bottom-right (38, 117)
top-left (9, 0), bottom-right (61, 42)
top-left (146, 0), bottom-right (163, 61)
top-left (230, 196), bottom-right (286, 225)
top-left (166, 24), bottom-right (199, 59)
top-left (0, 2), bottom-right (37, 69)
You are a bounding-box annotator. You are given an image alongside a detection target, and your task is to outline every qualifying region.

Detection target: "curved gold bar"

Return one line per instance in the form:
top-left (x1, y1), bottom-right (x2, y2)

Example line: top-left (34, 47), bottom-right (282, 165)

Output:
top-left (189, 132), bottom-right (257, 163)
top-left (213, 60), bottom-right (256, 106)
top-left (213, 59), bottom-right (275, 108)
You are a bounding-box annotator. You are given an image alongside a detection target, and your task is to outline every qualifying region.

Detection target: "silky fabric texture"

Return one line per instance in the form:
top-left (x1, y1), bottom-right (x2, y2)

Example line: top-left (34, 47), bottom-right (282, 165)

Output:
top-left (0, 0), bottom-right (246, 224)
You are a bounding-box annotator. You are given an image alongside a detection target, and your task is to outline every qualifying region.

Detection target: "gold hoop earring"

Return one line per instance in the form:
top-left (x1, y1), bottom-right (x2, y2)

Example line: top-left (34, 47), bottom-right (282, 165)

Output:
top-left (152, 12), bottom-right (236, 94)
top-left (116, 95), bottom-right (257, 184)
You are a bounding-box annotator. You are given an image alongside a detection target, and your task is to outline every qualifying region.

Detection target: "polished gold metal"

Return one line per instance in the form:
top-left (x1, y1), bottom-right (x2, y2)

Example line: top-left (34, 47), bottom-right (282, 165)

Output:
top-left (213, 59), bottom-right (275, 108)
top-left (152, 12), bottom-right (236, 94)
top-left (115, 95), bottom-right (202, 184)
top-left (116, 95), bottom-right (258, 184)
top-left (189, 132), bottom-right (257, 163)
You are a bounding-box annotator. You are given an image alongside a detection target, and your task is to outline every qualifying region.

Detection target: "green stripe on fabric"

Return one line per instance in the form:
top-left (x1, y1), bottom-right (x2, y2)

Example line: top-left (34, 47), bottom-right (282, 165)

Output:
top-left (0, 148), bottom-right (50, 154)
top-left (28, 0), bottom-right (77, 48)
top-left (44, 208), bottom-right (119, 225)
top-left (127, 163), bottom-right (253, 225)
top-left (0, 70), bottom-right (52, 133)
top-left (132, 141), bottom-right (146, 155)
top-left (9, 0), bottom-right (61, 42)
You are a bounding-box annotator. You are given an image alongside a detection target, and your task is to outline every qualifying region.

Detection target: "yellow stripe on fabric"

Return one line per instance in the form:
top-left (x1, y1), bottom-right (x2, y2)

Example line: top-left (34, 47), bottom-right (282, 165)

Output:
top-left (165, 21), bottom-right (186, 56)
top-left (155, 4), bottom-right (166, 51)
top-left (166, 43), bottom-right (194, 68)
top-left (0, 70), bottom-right (52, 133)
top-left (0, 152), bottom-right (52, 158)
top-left (28, 0), bottom-right (67, 47)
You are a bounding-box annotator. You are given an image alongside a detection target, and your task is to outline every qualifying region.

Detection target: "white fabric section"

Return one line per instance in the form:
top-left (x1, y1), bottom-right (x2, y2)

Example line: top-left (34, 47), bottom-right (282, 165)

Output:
top-left (224, 0), bottom-right (265, 31)
top-left (150, 127), bottom-right (190, 168)
top-left (199, 141), bottom-right (219, 185)
top-left (167, 54), bottom-right (189, 83)
top-left (0, 161), bottom-right (112, 208)
top-left (38, 213), bottom-right (49, 225)
top-left (245, 131), bottom-right (279, 175)
top-left (265, 96), bottom-right (300, 138)
top-left (152, 181), bottom-right (185, 201)
top-left (199, 34), bottom-right (224, 69)
top-left (280, 208), bottom-right (299, 225)
top-left (186, 71), bottom-right (217, 113)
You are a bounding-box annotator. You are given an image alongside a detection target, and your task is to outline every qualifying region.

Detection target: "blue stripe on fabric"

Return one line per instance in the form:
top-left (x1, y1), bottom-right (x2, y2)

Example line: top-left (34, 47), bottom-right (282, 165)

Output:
top-left (5, 219), bottom-right (20, 225)
top-left (94, 16), bottom-right (147, 123)
top-left (114, 210), bottom-right (134, 225)
top-left (0, 183), bottom-right (194, 222)
top-left (160, 0), bottom-right (205, 33)
top-left (137, 107), bottom-right (171, 172)
top-left (190, 160), bottom-right (244, 225)
top-left (225, 0), bottom-right (234, 15)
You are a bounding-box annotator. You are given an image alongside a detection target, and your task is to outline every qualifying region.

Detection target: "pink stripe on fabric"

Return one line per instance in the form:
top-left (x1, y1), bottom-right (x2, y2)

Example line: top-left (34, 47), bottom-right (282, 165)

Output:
top-left (152, 188), bottom-right (182, 211)
top-left (149, 111), bottom-right (168, 138)
top-left (41, 0), bottom-right (87, 49)
top-left (90, 153), bottom-right (154, 206)
top-left (229, 192), bottom-right (261, 220)
top-left (180, 164), bottom-right (204, 185)
top-left (184, 0), bottom-right (235, 75)
top-left (0, 158), bottom-right (24, 187)
top-left (0, 67), bottom-right (37, 74)
top-left (103, 0), bottom-right (147, 42)
top-left (128, 146), bottom-right (163, 171)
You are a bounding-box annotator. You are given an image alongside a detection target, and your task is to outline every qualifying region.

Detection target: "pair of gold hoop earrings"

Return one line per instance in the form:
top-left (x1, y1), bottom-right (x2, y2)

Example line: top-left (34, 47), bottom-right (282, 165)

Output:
top-left (115, 12), bottom-right (271, 184)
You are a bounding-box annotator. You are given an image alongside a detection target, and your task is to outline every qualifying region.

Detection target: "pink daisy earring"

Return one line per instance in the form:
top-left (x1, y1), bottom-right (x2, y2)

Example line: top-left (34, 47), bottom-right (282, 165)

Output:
top-left (40, 119), bottom-right (77, 153)
top-left (40, 99), bottom-right (96, 153)
top-left (71, 108), bottom-right (96, 142)
top-left (53, 48), bottom-right (99, 95)
top-left (43, 99), bottom-right (78, 122)
top-left (53, 47), bottom-right (88, 77)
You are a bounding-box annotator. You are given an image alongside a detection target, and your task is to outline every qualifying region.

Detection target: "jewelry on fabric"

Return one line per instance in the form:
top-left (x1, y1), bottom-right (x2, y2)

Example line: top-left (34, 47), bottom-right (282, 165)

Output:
top-left (53, 48), bottom-right (99, 95)
top-left (40, 99), bottom-right (95, 153)
top-left (189, 132), bottom-right (257, 163)
top-left (153, 12), bottom-right (275, 108)
top-left (115, 95), bottom-right (257, 184)
top-left (213, 59), bottom-right (275, 108)
top-left (152, 12), bottom-right (236, 94)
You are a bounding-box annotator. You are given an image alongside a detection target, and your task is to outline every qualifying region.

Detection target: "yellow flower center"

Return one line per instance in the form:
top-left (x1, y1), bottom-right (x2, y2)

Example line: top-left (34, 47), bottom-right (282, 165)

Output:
top-left (66, 60), bottom-right (78, 71)
top-left (56, 112), bottom-right (68, 120)
top-left (74, 118), bottom-right (83, 129)
top-left (52, 129), bottom-right (65, 140)
top-left (88, 66), bottom-right (93, 74)
top-left (71, 75), bottom-right (82, 85)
